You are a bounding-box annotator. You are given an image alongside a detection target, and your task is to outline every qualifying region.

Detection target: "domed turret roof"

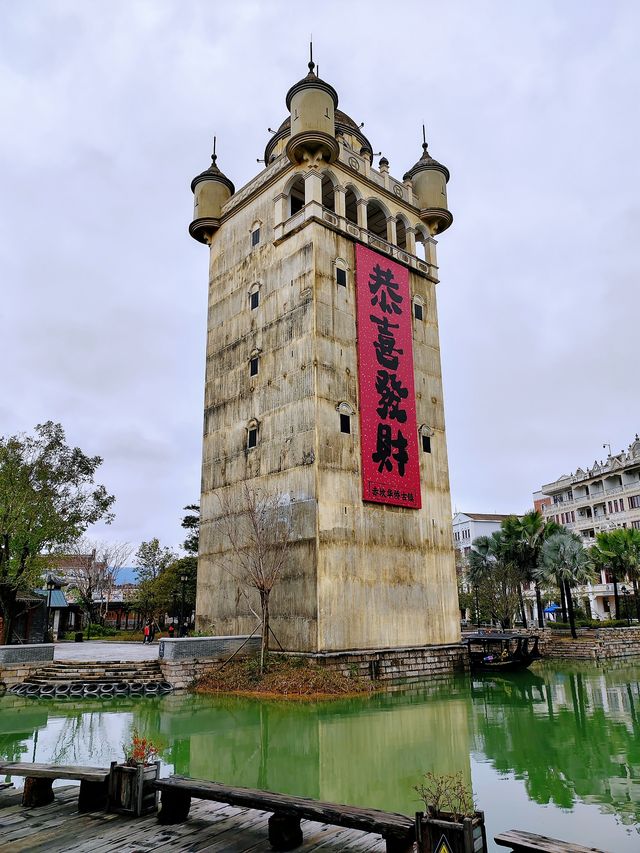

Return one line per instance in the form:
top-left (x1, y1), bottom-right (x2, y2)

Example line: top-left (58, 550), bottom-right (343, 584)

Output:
top-left (403, 141), bottom-right (450, 182)
top-left (191, 149), bottom-right (235, 195)
top-left (285, 62), bottom-right (339, 111)
top-left (265, 108), bottom-right (373, 164)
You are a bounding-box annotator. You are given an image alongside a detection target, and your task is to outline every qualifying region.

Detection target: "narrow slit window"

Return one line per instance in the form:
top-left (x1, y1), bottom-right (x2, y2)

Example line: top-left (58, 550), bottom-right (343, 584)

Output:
top-left (414, 302), bottom-right (424, 321)
top-left (250, 291), bottom-right (259, 310)
top-left (251, 228), bottom-right (260, 247)
top-left (336, 267), bottom-right (347, 287)
top-left (422, 435), bottom-right (431, 453)
top-left (250, 357), bottom-right (259, 377)
top-left (340, 413), bottom-right (351, 434)
top-left (248, 428), bottom-right (258, 449)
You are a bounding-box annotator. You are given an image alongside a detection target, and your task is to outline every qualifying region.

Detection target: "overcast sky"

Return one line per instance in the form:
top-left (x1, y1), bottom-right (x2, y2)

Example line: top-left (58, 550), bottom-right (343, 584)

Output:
top-left (1, 1), bottom-right (639, 551)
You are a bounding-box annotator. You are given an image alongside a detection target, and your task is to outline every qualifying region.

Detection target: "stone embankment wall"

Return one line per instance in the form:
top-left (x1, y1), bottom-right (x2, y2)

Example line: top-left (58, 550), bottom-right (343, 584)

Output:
top-left (541, 627), bottom-right (640, 660)
top-left (159, 635), bottom-right (262, 690)
top-left (160, 642), bottom-right (469, 690)
top-left (0, 644), bottom-right (54, 691)
top-left (283, 643), bottom-right (469, 684)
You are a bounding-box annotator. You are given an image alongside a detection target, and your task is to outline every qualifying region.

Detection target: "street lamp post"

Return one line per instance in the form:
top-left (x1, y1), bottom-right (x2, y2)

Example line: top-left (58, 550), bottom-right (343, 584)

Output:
top-left (172, 591), bottom-right (178, 626)
top-left (621, 585), bottom-right (631, 627)
top-left (475, 584), bottom-right (480, 629)
top-left (180, 574), bottom-right (188, 635)
top-left (44, 578), bottom-right (55, 643)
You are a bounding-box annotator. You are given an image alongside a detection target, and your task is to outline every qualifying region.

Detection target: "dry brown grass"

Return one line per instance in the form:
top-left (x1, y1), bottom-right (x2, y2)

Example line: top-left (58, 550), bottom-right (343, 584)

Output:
top-left (192, 655), bottom-right (373, 700)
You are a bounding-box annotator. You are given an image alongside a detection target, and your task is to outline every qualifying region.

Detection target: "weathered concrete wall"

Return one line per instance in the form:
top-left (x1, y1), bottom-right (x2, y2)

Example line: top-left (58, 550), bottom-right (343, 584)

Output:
top-left (158, 635), bottom-right (261, 661)
top-left (0, 643), bottom-right (54, 691)
top-left (0, 644), bottom-right (53, 663)
top-left (196, 154), bottom-right (460, 653)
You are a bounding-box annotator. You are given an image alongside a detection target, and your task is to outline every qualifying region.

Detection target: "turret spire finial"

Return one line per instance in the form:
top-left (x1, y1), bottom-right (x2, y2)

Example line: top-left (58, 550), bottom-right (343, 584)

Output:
top-left (308, 38), bottom-right (315, 73)
top-left (211, 135), bottom-right (217, 166)
top-left (422, 124), bottom-right (428, 152)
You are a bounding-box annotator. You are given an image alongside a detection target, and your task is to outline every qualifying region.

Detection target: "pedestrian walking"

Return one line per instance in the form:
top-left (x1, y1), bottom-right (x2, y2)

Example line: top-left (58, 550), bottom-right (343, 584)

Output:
top-left (143, 622), bottom-right (150, 644)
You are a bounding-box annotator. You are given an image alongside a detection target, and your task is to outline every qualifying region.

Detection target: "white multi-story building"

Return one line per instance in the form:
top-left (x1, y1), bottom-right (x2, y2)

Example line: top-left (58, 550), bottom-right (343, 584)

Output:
top-left (536, 435), bottom-right (640, 541)
top-left (452, 512), bottom-right (513, 559)
top-left (534, 433), bottom-right (640, 620)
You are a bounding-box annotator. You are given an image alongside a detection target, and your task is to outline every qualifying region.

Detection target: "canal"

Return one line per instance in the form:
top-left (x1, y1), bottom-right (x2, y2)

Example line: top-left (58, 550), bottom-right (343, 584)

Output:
top-left (1, 661), bottom-right (638, 851)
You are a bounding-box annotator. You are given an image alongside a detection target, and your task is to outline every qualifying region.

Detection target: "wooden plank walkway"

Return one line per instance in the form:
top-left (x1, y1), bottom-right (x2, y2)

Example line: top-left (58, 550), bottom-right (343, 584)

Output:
top-left (0, 784), bottom-right (389, 852)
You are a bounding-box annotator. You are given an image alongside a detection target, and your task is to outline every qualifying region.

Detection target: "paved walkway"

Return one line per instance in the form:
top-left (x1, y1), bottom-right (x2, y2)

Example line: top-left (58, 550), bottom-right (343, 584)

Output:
top-left (54, 641), bottom-right (159, 662)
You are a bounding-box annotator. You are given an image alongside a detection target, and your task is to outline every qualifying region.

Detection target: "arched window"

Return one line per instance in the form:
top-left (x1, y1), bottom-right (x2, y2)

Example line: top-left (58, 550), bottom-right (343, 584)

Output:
top-left (289, 177), bottom-right (305, 216)
top-left (396, 216), bottom-right (408, 250)
top-left (366, 200), bottom-right (388, 239)
top-left (419, 424), bottom-right (434, 454)
top-left (413, 294), bottom-right (425, 322)
top-left (334, 257), bottom-right (349, 288)
top-left (336, 401), bottom-right (355, 434)
top-left (414, 225), bottom-right (428, 260)
top-left (345, 186), bottom-right (358, 225)
top-left (248, 282), bottom-right (261, 311)
top-left (246, 418), bottom-right (260, 450)
top-left (249, 347), bottom-right (262, 377)
top-left (321, 173), bottom-right (335, 212)
top-left (250, 220), bottom-right (262, 248)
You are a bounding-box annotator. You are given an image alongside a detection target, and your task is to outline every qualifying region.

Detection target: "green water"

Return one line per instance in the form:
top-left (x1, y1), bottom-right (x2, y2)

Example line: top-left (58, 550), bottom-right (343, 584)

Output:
top-left (1, 662), bottom-right (639, 851)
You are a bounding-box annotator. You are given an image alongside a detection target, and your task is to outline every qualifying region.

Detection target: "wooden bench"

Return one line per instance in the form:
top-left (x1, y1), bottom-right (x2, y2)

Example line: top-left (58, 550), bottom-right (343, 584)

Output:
top-left (495, 829), bottom-right (611, 853)
top-left (0, 762), bottom-right (110, 812)
top-left (154, 775), bottom-right (415, 852)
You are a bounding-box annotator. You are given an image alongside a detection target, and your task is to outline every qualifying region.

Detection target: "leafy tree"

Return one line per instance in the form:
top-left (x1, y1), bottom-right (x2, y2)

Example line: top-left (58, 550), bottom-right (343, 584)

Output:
top-left (468, 532), bottom-right (522, 629)
top-left (153, 556), bottom-right (197, 623)
top-left (134, 538), bottom-right (175, 583)
top-left (541, 532), bottom-right (593, 638)
top-left (181, 504), bottom-right (200, 555)
top-left (0, 422), bottom-right (114, 644)
top-left (591, 528), bottom-right (640, 622)
top-left (215, 485), bottom-right (293, 673)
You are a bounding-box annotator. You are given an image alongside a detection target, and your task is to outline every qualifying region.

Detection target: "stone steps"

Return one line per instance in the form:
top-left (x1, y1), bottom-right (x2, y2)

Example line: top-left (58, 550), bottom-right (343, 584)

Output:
top-left (9, 660), bottom-right (171, 698)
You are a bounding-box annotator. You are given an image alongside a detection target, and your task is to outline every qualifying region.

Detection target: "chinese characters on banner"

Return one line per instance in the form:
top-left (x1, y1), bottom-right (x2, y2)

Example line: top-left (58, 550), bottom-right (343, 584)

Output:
top-left (355, 244), bottom-right (421, 509)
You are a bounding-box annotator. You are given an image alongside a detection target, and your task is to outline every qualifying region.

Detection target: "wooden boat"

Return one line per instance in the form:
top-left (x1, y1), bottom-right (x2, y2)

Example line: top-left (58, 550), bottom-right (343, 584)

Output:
top-left (464, 632), bottom-right (541, 672)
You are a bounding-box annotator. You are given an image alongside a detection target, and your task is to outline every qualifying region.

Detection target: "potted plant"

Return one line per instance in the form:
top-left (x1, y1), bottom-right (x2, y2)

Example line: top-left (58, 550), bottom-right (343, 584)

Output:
top-left (108, 729), bottom-right (161, 816)
top-left (414, 772), bottom-right (487, 853)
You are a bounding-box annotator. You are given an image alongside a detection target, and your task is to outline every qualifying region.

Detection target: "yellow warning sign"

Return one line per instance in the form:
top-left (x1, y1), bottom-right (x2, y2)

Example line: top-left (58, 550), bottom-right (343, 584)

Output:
top-left (434, 835), bottom-right (453, 853)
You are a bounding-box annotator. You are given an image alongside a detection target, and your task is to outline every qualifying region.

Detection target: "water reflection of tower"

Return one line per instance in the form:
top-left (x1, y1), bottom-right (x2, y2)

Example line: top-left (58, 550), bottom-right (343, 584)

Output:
top-left (162, 689), bottom-right (472, 814)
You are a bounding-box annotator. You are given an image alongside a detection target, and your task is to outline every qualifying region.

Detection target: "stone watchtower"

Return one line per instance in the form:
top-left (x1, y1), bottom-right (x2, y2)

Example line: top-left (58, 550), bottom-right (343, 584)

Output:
top-left (190, 59), bottom-right (460, 655)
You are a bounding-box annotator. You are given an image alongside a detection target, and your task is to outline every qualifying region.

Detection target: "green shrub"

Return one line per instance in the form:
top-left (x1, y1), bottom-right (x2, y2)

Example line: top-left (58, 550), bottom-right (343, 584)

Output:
top-left (86, 623), bottom-right (118, 637)
top-left (547, 618), bottom-right (631, 630)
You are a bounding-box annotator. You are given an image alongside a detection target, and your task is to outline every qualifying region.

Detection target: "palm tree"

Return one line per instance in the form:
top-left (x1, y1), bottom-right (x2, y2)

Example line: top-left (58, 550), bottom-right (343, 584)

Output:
top-left (592, 528), bottom-right (640, 622)
top-left (501, 511), bottom-right (563, 628)
top-left (541, 532), bottom-right (593, 638)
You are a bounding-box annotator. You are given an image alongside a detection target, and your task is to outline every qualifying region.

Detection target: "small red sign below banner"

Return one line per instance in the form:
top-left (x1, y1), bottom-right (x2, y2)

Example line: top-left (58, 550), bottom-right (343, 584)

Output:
top-left (355, 244), bottom-right (421, 509)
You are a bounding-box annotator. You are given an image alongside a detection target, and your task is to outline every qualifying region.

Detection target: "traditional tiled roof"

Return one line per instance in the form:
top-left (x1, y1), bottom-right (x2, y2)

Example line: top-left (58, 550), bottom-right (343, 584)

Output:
top-left (461, 513), bottom-right (514, 522)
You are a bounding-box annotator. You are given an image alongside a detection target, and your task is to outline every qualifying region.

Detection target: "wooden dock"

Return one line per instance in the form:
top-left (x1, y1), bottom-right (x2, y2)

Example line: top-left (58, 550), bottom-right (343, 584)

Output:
top-left (0, 784), bottom-right (388, 852)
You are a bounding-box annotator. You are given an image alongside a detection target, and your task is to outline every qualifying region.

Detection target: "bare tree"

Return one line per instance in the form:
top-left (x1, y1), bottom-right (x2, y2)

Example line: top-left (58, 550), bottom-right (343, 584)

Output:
top-left (62, 538), bottom-right (132, 625)
top-left (215, 484), bottom-right (293, 673)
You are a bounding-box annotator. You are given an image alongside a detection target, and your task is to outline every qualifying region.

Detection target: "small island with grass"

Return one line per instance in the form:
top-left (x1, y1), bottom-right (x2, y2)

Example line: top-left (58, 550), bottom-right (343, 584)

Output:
top-left (191, 655), bottom-right (373, 700)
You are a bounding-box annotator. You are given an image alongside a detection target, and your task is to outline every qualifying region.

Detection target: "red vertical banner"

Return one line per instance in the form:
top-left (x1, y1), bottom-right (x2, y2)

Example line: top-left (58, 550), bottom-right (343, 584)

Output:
top-left (355, 244), bottom-right (421, 509)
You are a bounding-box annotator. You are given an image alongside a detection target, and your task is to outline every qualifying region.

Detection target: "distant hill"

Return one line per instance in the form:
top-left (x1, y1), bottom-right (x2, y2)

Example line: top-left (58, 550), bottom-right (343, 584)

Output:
top-left (116, 567), bottom-right (138, 585)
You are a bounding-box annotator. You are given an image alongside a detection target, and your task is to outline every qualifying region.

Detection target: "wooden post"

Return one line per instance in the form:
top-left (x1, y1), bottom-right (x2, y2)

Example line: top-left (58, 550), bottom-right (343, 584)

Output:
top-left (23, 777), bottom-right (54, 808)
top-left (78, 778), bottom-right (109, 813)
top-left (157, 788), bottom-right (192, 824)
top-left (268, 813), bottom-right (303, 851)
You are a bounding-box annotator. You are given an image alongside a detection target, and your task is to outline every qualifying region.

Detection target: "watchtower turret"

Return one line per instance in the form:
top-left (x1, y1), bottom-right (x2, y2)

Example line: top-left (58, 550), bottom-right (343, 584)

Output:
top-left (285, 49), bottom-right (339, 166)
top-left (189, 139), bottom-right (235, 244)
top-left (403, 128), bottom-right (452, 235)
